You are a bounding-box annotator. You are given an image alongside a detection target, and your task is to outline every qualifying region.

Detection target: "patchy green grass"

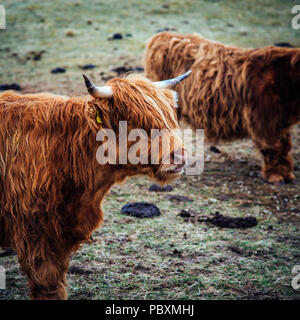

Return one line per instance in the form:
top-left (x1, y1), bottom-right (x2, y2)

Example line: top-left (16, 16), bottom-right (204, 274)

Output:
top-left (0, 0), bottom-right (300, 300)
top-left (1, 0), bottom-right (300, 93)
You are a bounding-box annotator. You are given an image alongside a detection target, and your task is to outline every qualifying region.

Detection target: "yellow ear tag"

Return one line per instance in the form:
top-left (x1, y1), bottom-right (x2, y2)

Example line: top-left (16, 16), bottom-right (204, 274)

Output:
top-left (96, 110), bottom-right (103, 124)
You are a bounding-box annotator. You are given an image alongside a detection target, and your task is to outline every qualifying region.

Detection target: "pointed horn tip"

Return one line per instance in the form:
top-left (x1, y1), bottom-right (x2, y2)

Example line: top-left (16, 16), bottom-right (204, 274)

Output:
top-left (180, 70), bottom-right (192, 79)
top-left (171, 70), bottom-right (192, 86)
top-left (82, 74), bottom-right (91, 85)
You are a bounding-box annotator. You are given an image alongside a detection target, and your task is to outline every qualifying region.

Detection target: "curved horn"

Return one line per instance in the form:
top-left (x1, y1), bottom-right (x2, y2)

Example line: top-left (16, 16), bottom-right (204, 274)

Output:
top-left (154, 70), bottom-right (192, 89)
top-left (83, 74), bottom-right (113, 98)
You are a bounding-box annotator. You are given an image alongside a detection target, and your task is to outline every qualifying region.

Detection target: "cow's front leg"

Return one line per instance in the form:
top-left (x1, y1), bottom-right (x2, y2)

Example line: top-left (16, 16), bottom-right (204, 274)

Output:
top-left (255, 132), bottom-right (294, 184)
top-left (16, 236), bottom-right (70, 300)
top-left (21, 254), bottom-right (69, 300)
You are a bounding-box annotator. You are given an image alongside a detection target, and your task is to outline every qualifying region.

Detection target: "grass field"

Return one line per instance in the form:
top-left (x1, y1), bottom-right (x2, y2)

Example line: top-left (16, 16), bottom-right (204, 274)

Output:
top-left (0, 0), bottom-right (299, 300)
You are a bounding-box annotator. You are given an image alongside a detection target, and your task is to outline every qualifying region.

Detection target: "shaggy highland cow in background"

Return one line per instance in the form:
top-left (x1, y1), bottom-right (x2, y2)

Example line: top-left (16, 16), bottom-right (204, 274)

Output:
top-left (145, 32), bottom-right (300, 184)
top-left (0, 72), bottom-right (190, 299)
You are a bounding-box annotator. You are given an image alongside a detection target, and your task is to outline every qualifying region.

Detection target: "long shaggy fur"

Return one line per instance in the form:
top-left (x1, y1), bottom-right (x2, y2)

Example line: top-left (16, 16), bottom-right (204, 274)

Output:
top-left (0, 74), bottom-right (182, 299)
top-left (145, 31), bottom-right (300, 183)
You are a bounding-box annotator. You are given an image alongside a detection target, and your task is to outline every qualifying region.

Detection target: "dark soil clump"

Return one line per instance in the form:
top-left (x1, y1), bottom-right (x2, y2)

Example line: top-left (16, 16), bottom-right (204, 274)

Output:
top-left (149, 184), bottom-right (174, 192)
top-left (108, 33), bottom-right (123, 40)
top-left (51, 67), bottom-right (66, 74)
top-left (111, 65), bottom-right (144, 75)
top-left (165, 195), bottom-right (193, 202)
top-left (208, 211), bottom-right (257, 228)
top-left (179, 210), bottom-right (257, 228)
top-left (121, 202), bottom-right (161, 218)
top-left (0, 83), bottom-right (22, 91)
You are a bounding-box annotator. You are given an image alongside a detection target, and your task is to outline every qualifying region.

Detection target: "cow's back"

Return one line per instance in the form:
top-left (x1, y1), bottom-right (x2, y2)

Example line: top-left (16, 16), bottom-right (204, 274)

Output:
top-left (145, 32), bottom-right (300, 142)
top-left (145, 32), bottom-right (202, 81)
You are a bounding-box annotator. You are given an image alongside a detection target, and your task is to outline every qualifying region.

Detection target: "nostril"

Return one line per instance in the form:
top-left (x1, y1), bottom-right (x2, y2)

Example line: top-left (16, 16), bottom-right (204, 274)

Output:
top-left (174, 150), bottom-right (186, 165)
top-left (169, 151), bottom-right (175, 164)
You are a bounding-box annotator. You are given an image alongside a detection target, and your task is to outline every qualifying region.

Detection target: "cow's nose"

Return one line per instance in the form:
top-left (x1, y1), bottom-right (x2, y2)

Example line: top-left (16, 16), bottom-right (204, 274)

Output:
top-left (171, 149), bottom-right (187, 166)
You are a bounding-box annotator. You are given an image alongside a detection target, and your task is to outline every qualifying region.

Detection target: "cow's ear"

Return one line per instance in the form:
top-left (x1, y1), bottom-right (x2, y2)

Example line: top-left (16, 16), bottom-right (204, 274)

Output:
top-left (83, 74), bottom-right (113, 98)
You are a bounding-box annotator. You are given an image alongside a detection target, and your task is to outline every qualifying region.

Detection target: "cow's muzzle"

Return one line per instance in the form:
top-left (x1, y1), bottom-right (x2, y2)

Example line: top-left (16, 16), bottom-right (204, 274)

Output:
top-left (162, 149), bottom-right (187, 174)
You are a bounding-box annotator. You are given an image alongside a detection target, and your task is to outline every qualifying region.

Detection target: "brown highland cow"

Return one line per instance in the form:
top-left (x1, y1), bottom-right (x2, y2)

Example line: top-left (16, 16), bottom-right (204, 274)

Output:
top-left (145, 32), bottom-right (300, 184)
top-left (0, 72), bottom-right (190, 299)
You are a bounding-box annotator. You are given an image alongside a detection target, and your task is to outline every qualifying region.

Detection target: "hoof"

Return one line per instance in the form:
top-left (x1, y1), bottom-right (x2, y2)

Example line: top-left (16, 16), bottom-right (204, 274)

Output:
top-left (284, 178), bottom-right (296, 184)
top-left (284, 173), bottom-right (296, 184)
top-left (266, 174), bottom-right (285, 185)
